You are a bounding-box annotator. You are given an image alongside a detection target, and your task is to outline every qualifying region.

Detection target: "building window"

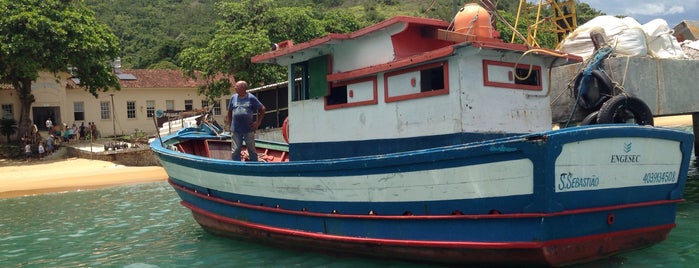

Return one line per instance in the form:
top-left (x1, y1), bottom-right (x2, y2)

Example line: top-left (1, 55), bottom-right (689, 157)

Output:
top-left (1, 104), bottom-right (13, 119)
top-left (100, 101), bottom-right (110, 120)
top-left (213, 100), bottom-right (221, 115)
top-left (166, 100), bottom-right (174, 111)
top-left (200, 100), bottom-right (222, 115)
top-left (184, 100), bottom-right (193, 111)
top-left (146, 100), bottom-right (155, 118)
top-left (127, 101), bottom-right (136, 119)
top-left (384, 61), bottom-right (449, 103)
top-left (74, 102), bottom-right (85, 121)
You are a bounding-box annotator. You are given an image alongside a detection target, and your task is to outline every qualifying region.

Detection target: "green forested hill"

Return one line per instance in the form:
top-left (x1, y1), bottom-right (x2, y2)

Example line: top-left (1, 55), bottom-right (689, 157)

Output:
top-left (85, 0), bottom-right (218, 69)
top-left (85, 0), bottom-right (602, 70)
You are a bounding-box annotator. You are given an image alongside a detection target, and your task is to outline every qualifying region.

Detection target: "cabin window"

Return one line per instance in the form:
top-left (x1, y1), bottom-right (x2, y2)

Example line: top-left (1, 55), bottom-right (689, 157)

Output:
top-left (384, 61), bottom-right (449, 103)
top-left (100, 101), bottom-right (110, 120)
top-left (291, 55), bottom-right (329, 101)
top-left (126, 101), bottom-right (136, 119)
top-left (291, 62), bottom-right (309, 101)
top-left (325, 77), bottom-right (378, 110)
top-left (73, 102), bottom-right (84, 121)
top-left (482, 60), bottom-right (542, 91)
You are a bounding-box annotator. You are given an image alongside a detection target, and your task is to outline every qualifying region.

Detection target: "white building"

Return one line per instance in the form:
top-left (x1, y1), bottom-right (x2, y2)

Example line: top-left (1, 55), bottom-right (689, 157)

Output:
top-left (0, 69), bottom-right (289, 143)
top-left (1, 70), bottom-right (229, 142)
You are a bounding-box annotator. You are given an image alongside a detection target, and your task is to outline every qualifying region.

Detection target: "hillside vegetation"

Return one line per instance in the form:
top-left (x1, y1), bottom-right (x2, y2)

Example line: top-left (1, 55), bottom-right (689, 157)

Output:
top-left (85, 0), bottom-right (603, 70)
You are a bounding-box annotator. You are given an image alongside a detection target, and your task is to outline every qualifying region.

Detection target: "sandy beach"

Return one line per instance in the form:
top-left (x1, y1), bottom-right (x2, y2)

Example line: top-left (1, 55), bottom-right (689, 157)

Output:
top-left (0, 115), bottom-right (692, 199)
top-left (0, 157), bottom-right (168, 199)
top-left (654, 114), bottom-right (694, 127)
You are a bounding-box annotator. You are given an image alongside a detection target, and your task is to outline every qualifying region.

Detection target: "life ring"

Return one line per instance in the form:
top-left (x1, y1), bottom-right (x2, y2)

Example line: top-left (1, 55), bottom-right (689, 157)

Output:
top-left (597, 94), bottom-right (654, 126)
top-left (282, 117), bottom-right (289, 143)
top-left (580, 110), bottom-right (599, 125)
top-left (572, 69), bottom-right (613, 110)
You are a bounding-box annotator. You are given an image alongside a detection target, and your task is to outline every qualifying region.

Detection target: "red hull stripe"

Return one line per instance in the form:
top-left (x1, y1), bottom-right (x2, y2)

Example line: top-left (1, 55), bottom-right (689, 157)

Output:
top-left (182, 201), bottom-right (674, 250)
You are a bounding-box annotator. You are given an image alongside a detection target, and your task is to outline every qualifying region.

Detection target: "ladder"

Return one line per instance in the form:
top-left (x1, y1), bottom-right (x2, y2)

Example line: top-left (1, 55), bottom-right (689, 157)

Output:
top-left (512, 0), bottom-right (577, 47)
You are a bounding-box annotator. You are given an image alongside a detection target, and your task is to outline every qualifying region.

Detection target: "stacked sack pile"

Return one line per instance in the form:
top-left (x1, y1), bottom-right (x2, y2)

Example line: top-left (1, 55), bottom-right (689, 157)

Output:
top-left (557, 16), bottom-right (690, 60)
top-left (681, 40), bottom-right (699, 59)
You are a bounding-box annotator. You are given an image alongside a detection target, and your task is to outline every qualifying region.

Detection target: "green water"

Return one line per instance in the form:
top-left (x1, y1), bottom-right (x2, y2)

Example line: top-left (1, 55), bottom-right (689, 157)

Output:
top-left (1, 156), bottom-right (697, 267)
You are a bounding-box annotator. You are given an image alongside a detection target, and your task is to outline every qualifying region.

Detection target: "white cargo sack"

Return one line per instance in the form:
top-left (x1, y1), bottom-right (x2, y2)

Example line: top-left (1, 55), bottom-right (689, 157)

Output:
top-left (558, 16), bottom-right (648, 59)
top-left (610, 27), bottom-right (647, 57)
top-left (642, 19), bottom-right (685, 59)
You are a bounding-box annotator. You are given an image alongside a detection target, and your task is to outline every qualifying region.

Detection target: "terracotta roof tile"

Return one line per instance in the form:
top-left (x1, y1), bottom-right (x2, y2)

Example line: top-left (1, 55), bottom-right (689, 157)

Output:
top-left (64, 69), bottom-right (231, 89)
top-left (116, 69), bottom-right (212, 88)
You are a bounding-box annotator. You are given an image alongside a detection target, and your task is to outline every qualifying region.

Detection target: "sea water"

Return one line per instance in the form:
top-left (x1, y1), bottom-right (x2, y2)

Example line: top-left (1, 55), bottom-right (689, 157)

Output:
top-left (1, 145), bottom-right (697, 267)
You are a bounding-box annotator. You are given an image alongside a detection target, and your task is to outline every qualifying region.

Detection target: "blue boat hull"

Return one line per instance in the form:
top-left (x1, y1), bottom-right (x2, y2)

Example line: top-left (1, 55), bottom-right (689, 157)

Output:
top-left (151, 124), bottom-right (694, 266)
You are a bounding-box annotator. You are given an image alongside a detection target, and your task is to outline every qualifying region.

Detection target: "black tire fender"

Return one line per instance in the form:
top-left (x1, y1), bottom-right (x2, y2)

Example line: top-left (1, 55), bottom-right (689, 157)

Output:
top-left (573, 69), bottom-right (613, 110)
top-left (597, 95), bottom-right (654, 126)
top-left (581, 110), bottom-right (599, 125)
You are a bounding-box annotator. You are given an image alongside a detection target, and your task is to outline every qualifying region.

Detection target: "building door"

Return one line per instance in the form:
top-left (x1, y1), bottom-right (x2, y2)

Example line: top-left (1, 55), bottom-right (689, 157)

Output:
top-left (32, 107), bottom-right (61, 131)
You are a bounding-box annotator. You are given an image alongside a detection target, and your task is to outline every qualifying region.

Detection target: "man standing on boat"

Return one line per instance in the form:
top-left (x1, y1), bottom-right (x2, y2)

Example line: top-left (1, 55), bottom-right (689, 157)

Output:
top-left (226, 80), bottom-right (266, 161)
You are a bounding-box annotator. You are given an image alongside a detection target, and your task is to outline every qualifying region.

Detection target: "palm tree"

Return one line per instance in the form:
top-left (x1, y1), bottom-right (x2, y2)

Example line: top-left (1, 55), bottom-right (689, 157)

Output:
top-left (0, 118), bottom-right (18, 143)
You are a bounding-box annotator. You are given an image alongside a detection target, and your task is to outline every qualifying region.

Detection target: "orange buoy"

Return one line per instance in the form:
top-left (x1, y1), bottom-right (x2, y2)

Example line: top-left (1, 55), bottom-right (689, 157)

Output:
top-left (282, 117), bottom-right (289, 143)
top-left (453, 3), bottom-right (493, 38)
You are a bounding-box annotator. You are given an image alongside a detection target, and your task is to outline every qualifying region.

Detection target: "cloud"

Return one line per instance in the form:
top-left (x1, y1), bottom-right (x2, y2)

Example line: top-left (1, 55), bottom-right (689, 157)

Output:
top-left (623, 3), bottom-right (685, 16)
top-left (580, 0), bottom-right (699, 25)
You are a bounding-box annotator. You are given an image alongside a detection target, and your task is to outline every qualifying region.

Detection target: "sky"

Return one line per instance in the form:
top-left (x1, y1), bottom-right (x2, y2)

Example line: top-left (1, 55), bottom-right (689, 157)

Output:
top-left (581, 0), bottom-right (699, 27)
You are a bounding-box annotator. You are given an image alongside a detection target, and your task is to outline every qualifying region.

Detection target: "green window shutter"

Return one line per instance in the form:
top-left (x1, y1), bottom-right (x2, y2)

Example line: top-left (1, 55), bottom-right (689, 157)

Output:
top-left (308, 55), bottom-right (329, 98)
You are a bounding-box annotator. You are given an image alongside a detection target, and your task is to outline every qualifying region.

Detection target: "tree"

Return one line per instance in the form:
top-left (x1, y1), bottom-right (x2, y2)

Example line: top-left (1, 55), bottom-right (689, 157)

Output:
top-left (0, 118), bottom-right (18, 143)
top-left (179, 0), bottom-right (362, 104)
top-left (0, 0), bottom-right (121, 137)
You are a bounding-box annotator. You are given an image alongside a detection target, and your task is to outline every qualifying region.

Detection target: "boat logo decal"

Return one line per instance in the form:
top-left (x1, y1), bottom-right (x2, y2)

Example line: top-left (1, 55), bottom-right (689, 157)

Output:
top-left (610, 142), bottom-right (640, 163)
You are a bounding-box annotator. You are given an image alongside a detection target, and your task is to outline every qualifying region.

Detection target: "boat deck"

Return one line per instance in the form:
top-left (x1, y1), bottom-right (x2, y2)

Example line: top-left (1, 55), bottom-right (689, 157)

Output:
top-left (177, 139), bottom-right (289, 162)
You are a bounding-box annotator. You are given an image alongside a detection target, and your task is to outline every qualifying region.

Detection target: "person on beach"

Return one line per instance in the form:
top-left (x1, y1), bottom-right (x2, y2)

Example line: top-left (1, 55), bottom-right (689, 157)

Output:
top-left (225, 80), bottom-right (266, 161)
top-left (90, 122), bottom-right (97, 139)
top-left (72, 123), bottom-right (79, 141)
top-left (38, 142), bottom-right (45, 160)
top-left (47, 135), bottom-right (54, 153)
top-left (79, 122), bottom-right (86, 140)
top-left (24, 143), bottom-right (31, 161)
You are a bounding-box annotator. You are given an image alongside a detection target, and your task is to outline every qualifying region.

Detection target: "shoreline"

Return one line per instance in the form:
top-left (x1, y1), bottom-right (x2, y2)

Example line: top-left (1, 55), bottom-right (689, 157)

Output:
top-left (0, 115), bottom-right (693, 199)
top-left (0, 157), bottom-right (167, 199)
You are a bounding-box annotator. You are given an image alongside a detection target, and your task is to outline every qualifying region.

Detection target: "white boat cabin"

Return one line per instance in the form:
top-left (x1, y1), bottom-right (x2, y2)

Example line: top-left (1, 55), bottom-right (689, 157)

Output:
top-left (252, 16), bottom-right (580, 161)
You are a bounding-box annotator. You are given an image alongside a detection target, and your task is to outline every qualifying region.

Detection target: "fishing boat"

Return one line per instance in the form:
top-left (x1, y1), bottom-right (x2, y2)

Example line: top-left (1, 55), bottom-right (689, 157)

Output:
top-left (150, 7), bottom-right (694, 266)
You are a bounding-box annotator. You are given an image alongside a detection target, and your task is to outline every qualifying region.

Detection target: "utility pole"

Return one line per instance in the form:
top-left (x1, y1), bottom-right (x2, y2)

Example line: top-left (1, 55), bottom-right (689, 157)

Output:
top-left (110, 94), bottom-right (116, 138)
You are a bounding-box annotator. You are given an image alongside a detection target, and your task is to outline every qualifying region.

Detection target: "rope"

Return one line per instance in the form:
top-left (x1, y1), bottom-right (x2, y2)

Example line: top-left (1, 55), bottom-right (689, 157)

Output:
top-left (488, 2), bottom-right (529, 46)
top-left (562, 46), bottom-right (613, 127)
top-left (621, 55), bottom-right (631, 88)
top-left (422, 0), bottom-right (438, 16)
top-left (464, 6), bottom-right (479, 36)
top-left (514, 48), bottom-right (571, 80)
